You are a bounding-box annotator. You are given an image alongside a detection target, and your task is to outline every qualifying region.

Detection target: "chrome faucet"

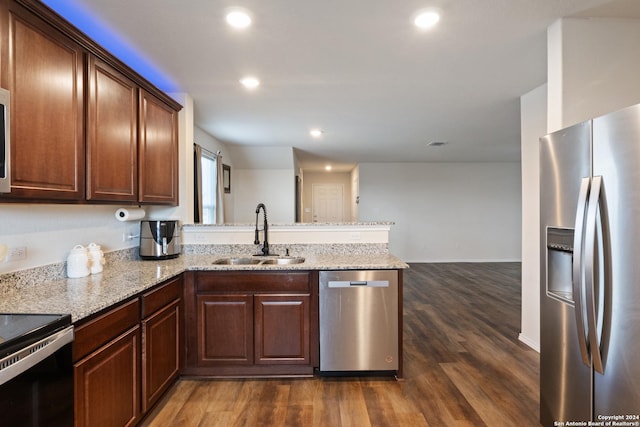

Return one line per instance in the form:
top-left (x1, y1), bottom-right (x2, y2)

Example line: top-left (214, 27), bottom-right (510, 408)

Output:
top-left (254, 203), bottom-right (275, 256)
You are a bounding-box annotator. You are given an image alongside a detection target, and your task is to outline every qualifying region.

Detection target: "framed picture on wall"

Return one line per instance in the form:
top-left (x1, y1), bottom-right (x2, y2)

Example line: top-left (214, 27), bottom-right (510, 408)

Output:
top-left (223, 164), bottom-right (231, 193)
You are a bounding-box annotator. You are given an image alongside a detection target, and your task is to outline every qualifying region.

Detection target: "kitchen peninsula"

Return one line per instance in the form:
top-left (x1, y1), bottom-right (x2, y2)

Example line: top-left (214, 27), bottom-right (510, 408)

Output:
top-left (0, 222), bottom-right (407, 426)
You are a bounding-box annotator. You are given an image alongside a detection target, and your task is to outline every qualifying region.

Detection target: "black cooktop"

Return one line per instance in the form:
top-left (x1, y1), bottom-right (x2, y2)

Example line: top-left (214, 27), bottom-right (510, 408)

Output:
top-left (0, 313), bottom-right (72, 358)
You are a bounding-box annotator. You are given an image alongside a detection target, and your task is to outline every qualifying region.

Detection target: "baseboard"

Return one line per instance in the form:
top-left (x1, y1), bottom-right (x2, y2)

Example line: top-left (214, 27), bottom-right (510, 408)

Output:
top-left (518, 333), bottom-right (540, 352)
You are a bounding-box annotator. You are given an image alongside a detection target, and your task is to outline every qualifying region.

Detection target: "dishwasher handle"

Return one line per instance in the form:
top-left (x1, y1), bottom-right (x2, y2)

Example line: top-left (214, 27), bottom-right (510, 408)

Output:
top-left (327, 280), bottom-right (390, 288)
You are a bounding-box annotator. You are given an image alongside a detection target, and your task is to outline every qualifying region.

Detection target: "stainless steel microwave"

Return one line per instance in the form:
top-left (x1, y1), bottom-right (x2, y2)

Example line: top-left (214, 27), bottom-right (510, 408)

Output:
top-left (0, 88), bottom-right (9, 193)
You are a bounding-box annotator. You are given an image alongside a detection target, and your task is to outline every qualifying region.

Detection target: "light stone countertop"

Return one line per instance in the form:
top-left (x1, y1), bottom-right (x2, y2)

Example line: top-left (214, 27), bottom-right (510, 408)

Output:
top-left (0, 253), bottom-right (408, 322)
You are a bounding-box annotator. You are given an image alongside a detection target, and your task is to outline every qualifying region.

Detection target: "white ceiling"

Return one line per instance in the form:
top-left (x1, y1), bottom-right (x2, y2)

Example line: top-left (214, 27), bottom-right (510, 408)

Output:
top-left (52, 0), bottom-right (639, 171)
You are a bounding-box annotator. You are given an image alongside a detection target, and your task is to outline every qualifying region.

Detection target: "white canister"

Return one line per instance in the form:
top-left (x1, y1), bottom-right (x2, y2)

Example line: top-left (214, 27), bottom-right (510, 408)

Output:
top-left (67, 245), bottom-right (91, 278)
top-left (87, 242), bottom-right (105, 274)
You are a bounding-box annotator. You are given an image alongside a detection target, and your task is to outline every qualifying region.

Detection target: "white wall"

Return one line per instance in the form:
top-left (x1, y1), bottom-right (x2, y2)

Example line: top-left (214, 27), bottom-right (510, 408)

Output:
top-left (548, 17), bottom-right (640, 131)
top-left (232, 169), bottom-right (296, 223)
top-left (358, 162), bottom-right (522, 262)
top-left (519, 84), bottom-right (547, 351)
top-left (226, 146), bottom-right (296, 223)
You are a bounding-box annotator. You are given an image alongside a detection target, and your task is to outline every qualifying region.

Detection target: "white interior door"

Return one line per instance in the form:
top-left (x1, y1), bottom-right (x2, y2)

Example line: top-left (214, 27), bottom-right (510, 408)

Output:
top-left (312, 184), bottom-right (343, 223)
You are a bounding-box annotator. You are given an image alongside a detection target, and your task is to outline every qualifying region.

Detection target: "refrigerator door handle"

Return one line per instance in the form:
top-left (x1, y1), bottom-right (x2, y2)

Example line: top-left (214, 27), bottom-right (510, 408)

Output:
top-left (572, 177), bottom-right (591, 366)
top-left (584, 175), bottom-right (605, 374)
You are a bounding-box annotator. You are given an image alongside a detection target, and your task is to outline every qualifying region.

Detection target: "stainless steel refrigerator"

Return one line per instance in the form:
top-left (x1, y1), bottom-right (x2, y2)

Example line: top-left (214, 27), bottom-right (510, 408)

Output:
top-left (540, 103), bottom-right (640, 426)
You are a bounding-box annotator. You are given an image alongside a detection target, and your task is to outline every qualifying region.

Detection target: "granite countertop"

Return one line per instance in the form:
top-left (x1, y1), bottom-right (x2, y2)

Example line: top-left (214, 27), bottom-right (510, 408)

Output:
top-left (0, 253), bottom-right (408, 323)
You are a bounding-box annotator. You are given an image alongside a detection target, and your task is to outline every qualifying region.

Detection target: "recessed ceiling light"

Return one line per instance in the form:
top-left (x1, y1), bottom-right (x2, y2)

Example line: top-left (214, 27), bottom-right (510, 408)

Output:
top-left (310, 129), bottom-right (323, 138)
top-left (325, 165), bottom-right (332, 171)
top-left (240, 76), bottom-right (260, 89)
top-left (414, 10), bottom-right (441, 29)
top-left (225, 10), bottom-right (252, 29)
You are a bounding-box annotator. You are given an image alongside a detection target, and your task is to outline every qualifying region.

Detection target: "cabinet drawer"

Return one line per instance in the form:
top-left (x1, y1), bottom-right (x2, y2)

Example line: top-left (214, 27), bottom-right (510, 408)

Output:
top-left (73, 298), bottom-right (140, 361)
top-left (141, 276), bottom-right (182, 318)
top-left (196, 271), bottom-right (311, 293)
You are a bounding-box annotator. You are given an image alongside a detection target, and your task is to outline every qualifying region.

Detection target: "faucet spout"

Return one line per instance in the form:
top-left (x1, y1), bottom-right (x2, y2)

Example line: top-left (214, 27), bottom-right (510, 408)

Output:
top-left (254, 203), bottom-right (272, 256)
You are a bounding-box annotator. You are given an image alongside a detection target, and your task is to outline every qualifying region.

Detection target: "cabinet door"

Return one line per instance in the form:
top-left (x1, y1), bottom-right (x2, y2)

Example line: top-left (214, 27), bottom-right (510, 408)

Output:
top-left (3, 5), bottom-right (84, 200)
top-left (86, 57), bottom-right (138, 202)
top-left (138, 89), bottom-right (178, 205)
top-left (196, 294), bottom-right (253, 365)
top-left (74, 326), bottom-right (141, 427)
top-left (254, 294), bottom-right (311, 364)
top-left (142, 299), bottom-right (180, 413)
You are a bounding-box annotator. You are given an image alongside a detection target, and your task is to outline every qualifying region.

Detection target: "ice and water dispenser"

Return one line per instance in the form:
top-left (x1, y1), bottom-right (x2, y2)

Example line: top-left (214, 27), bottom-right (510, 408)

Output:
top-left (546, 227), bottom-right (575, 304)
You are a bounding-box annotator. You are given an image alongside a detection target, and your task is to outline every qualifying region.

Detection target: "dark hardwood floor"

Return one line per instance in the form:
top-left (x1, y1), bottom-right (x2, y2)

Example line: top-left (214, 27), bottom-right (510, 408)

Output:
top-left (142, 263), bottom-right (540, 427)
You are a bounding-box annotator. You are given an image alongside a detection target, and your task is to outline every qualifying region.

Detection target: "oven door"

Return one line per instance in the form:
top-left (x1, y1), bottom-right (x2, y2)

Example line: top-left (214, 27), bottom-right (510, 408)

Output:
top-left (0, 326), bottom-right (74, 426)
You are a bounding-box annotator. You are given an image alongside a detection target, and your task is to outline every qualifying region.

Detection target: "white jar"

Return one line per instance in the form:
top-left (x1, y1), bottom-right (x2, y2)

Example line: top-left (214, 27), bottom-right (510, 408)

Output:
top-left (67, 245), bottom-right (90, 278)
top-left (87, 242), bottom-right (105, 274)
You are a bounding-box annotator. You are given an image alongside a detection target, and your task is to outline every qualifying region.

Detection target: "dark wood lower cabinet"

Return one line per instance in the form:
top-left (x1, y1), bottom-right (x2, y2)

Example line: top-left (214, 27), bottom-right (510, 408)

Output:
top-left (73, 276), bottom-right (183, 426)
top-left (140, 277), bottom-right (183, 414)
top-left (74, 326), bottom-right (141, 427)
top-left (255, 294), bottom-right (310, 364)
top-left (196, 294), bottom-right (254, 365)
top-left (141, 299), bottom-right (180, 413)
top-left (184, 271), bottom-right (318, 377)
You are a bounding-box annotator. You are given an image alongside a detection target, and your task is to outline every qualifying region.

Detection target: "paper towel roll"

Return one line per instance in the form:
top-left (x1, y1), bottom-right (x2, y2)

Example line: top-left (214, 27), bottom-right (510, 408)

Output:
top-left (115, 207), bottom-right (146, 222)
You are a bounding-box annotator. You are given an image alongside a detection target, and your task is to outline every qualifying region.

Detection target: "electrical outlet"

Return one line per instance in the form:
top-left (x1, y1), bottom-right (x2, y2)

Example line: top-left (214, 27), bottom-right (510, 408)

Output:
top-left (7, 246), bottom-right (27, 261)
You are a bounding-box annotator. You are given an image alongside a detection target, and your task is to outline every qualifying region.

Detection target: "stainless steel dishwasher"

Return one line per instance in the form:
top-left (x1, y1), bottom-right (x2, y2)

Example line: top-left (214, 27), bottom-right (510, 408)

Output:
top-left (319, 270), bottom-right (398, 373)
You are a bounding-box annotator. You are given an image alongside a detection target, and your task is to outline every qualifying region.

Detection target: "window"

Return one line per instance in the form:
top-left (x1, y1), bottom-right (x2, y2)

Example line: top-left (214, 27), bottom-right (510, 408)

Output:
top-left (200, 151), bottom-right (217, 224)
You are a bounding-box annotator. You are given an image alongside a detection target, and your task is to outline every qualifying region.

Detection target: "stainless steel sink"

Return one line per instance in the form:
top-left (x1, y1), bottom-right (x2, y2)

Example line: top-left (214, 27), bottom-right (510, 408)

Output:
top-left (212, 257), bottom-right (262, 265)
top-left (213, 256), bottom-right (305, 265)
top-left (261, 256), bottom-right (305, 265)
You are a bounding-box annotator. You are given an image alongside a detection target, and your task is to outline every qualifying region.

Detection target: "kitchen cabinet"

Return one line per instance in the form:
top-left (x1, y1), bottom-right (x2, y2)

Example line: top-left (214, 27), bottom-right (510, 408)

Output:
top-left (87, 63), bottom-right (178, 204)
top-left (140, 276), bottom-right (182, 413)
top-left (1, 0), bottom-right (85, 201)
top-left (73, 276), bottom-right (183, 426)
top-left (0, 0), bottom-right (181, 205)
top-left (138, 90), bottom-right (179, 205)
top-left (254, 293), bottom-right (311, 364)
top-left (183, 271), bottom-right (318, 376)
top-left (73, 299), bottom-right (141, 427)
top-left (196, 293), bottom-right (254, 364)
top-left (86, 57), bottom-right (138, 202)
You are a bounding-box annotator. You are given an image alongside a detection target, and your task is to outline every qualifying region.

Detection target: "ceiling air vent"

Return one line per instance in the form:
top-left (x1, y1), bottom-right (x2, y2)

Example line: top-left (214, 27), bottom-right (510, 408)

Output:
top-left (427, 141), bottom-right (448, 147)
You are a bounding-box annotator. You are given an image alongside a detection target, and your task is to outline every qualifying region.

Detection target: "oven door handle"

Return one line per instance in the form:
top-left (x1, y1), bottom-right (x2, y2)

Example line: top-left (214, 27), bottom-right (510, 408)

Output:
top-left (0, 326), bottom-right (74, 386)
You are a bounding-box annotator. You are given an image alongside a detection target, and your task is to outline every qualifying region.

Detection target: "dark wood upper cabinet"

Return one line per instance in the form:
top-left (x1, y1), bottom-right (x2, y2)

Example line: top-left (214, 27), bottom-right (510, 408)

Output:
top-left (86, 57), bottom-right (138, 202)
top-left (2, 3), bottom-right (85, 200)
top-left (0, 0), bottom-right (182, 205)
top-left (138, 89), bottom-right (179, 205)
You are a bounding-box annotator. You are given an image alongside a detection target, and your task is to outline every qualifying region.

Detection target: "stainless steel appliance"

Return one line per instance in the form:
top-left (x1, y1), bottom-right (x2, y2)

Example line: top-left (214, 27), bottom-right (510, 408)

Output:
top-left (140, 220), bottom-right (180, 260)
top-left (319, 270), bottom-right (399, 373)
top-left (0, 313), bottom-right (74, 425)
top-left (540, 103), bottom-right (640, 426)
top-left (0, 87), bottom-right (10, 193)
